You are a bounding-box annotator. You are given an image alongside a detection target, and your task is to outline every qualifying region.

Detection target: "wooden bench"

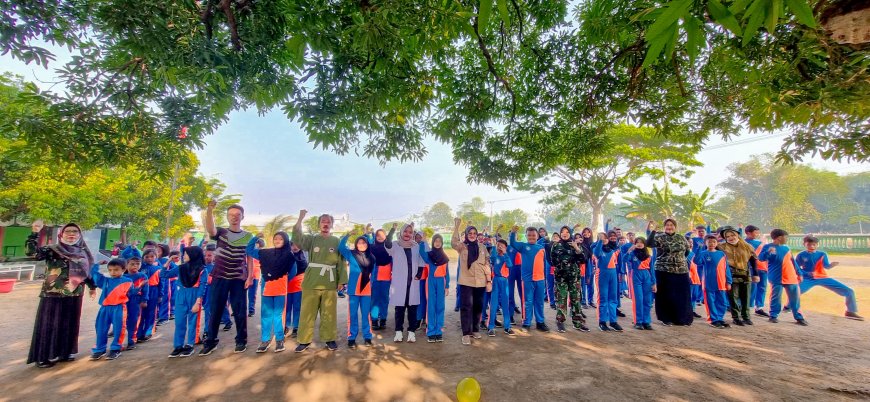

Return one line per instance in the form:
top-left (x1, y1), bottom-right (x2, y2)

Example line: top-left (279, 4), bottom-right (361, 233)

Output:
top-left (0, 263), bottom-right (36, 281)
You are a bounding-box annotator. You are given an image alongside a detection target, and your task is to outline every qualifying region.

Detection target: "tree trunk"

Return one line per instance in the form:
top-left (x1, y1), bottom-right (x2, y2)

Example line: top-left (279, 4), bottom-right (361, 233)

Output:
top-left (591, 203), bottom-right (604, 233)
top-left (120, 223), bottom-right (128, 244)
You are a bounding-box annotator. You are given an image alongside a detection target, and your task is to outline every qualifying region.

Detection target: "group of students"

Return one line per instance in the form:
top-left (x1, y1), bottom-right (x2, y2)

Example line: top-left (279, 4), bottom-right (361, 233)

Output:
top-left (86, 204), bottom-right (864, 359)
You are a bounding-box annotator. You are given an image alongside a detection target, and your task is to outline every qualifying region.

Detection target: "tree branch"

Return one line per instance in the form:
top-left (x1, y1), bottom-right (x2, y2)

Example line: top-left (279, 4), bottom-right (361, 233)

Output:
top-left (219, 0), bottom-right (242, 51)
top-left (472, 17), bottom-right (517, 123)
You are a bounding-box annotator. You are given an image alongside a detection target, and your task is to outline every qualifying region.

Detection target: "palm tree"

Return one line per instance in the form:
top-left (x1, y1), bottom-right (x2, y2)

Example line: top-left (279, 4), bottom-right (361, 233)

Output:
top-left (676, 188), bottom-right (729, 227)
top-left (623, 185), bottom-right (677, 225)
top-left (261, 214), bottom-right (295, 245)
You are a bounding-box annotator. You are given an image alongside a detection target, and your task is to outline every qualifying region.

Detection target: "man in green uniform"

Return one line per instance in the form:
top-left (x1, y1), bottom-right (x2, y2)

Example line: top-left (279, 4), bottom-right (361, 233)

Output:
top-left (292, 209), bottom-right (347, 352)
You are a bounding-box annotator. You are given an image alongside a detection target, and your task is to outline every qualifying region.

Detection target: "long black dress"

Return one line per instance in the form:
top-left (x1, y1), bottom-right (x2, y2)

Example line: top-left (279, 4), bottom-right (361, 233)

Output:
top-left (647, 231), bottom-right (694, 326)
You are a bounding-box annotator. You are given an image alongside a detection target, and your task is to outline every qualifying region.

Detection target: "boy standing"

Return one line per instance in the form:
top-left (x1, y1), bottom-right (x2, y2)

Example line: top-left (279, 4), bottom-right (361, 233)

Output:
top-left (91, 259), bottom-right (133, 360)
top-left (744, 225), bottom-right (770, 317)
top-left (488, 240), bottom-right (516, 336)
top-left (796, 236), bottom-right (863, 321)
top-left (759, 229), bottom-right (808, 326)
top-left (694, 236), bottom-right (732, 329)
top-left (509, 226), bottom-right (550, 332)
top-left (123, 257), bottom-right (148, 349)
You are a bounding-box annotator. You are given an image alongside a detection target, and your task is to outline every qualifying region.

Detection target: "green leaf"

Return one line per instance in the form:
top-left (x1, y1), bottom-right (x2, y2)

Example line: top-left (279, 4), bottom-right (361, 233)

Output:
top-left (684, 16), bottom-right (705, 62)
top-left (784, 0), bottom-right (817, 27)
top-left (497, 0), bottom-right (510, 26)
top-left (479, 0), bottom-right (493, 32)
top-left (765, 0), bottom-right (781, 34)
top-left (646, 0), bottom-right (692, 40)
top-left (707, 0), bottom-right (743, 36)
top-left (728, 0), bottom-right (753, 14)
top-left (742, 0), bottom-right (766, 46)
top-left (643, 22), bottom-right (675, 67)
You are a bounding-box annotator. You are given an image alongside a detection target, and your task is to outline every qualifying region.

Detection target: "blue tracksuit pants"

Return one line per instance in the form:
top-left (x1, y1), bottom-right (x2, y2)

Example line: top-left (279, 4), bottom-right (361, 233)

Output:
top-left (770, 283), bottom-right (804, 320)
top-left (371, 280), bottom-right (390, 321)
top-left (261, 294), bottom-right (287, 342)
top-left (749, 270), bottom-right (769, 308)
top-left (94, 304), bottom-right (126, 353)
top-left (137, 296), bottom-right (158, 339)
top-left (800, 277), bottom-right (858, 313)
top-left (691, 284), bottom-right (704, 304)
top-left (704, 289), bottom-right (728, 322)
top-left (173, 287), bottom-right (201, 348)
top-left (417, 278), bottom-right (428, 322)
top-left (597, 268), bottom-right (618, 323)
top-left (522, 279), bottom-right (546, 326)
top-left (508, 266), bottom-right (522, 316)
top-left (489, 277), bottom-right (511, 330)
top-left (583, 273), bottom-right (595, 305)
top-left (348, 295), bottom-right (372, 341)
top-left (426, 277), bottom-right (446, 337)
top-left (158, 280), bottom-right (172, 321)
top-left (247, 279), bottom-right (259, 314)
top-left (546, 264), bottom-right (556, 306)
top-left (125, 298), bottom-right (142, 346)
top-left (285, 291), bottom-right (302, 329)
top-left (630, 270), bottom-right (654, 325)
top-left (482, 289), bottom-right (491, 322)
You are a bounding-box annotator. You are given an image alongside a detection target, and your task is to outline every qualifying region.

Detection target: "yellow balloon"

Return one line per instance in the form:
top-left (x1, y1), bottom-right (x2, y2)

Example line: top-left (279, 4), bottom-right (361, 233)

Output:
top-left (456, 377), bottom-right (481, 402)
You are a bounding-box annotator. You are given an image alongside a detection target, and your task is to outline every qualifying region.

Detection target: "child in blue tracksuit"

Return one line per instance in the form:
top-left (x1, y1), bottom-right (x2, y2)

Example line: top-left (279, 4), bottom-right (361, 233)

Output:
top-left (137, 249), bottom-right (163, 341)
top-left (759, 229), bottom-right (807, 325)
top-left (694, 235), bottom-right (732, 329)
top-left (164, 246), bottom-right (209, 357)
top-left (538, 232), bottom-right (555, 309)
top-left (158, 248), bottom-right (179, 325)
top-left (578, 228), bottom-right (596, 307)
top-left (593, 231), bottom-right (623, 332)
top-left (509, 227), bottom-right (550, 332)
top-left (487, 239), bottom-right (515, 337)
top-left (416, 232), bottom-right (429, 327)
top-left (625, 237), bottom-right (656, 330)
top-left (796, 236), bottom-right (863, 321)
top-left (340, 233), bottom-right (375, 348)
top-left (419, 234), bottom-right (451, 342)
top-left (91, 259), bottom-right (133, 361)
top-left (123, 256), bottom-right (148, 349)
top-left (744, 225), bottom-right (770, 317)
top-left (285, 243), bottom-right (307, 337)
top-left (368, 226), bottom-right (395, 330)
top-left (247, 233), bottom-right (296, 353)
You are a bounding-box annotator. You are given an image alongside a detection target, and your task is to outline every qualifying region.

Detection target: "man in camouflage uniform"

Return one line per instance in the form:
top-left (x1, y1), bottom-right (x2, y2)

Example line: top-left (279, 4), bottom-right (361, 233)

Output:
top-left (548, 226), bottom-right (590, 332)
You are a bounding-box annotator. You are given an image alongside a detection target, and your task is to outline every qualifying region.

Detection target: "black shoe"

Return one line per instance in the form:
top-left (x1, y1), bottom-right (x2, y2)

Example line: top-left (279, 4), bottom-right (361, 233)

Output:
top-left (796, 319), bottom-right (809, 326)
top-left (769, 317), bottom-right (779, 323)
top-left (199, 344), bottom-right (217, 356)
top-left (435, 335), bottom-right (444, 342)
top-left (107, 331), bottom-right (114, 337)
top-left (480, 320), bottom-right (488, 328)
top-left (275, 341), bottom-right (286, 352)
top-left (36, 361), bottom-right (55, 368)
top-left (536, 323), bottom-right (550, 332)
top-left (169, 347), bottom-right (183, 358)
top-left (755, 309), bottom-right (770, 317)
top-left (136, 335), bottom-right (150, 344)
top-left (371, 322), bottom-right (381, 331)
top-left (521, 324), bottom-right (531, 332)
top-left (504, 328), bottom-right (516, 336)
top-left (326, 341), bottom-right (338, 351)
top-left (248, 312), bottom-right (255, 317)
top-left (616, 309), bottom-right (626, 318)
top-left (609, 322), bottom-right (624, 332)
top-left (495, 320), bottom-right (503, 328)
top-left (743, 319), bottom-right (754, 325)
top-left (556, 322), bottom-right (566, 333)
top-left (454, 307), bottom-right (459, 312)
top-left (291, 329), bottom-right (298, 338)
top-left (588, 303), bottom-right (597, 308)
top-left (180, 346), bottom-right (195, 357)
top-left (642, 324), bottom-right (654, 330)
top-left (550, 304), bottom-right (557, 310)
top-left (733, 319), bottom-right (745, 326)
top-left (783, 306), bottom-right (791, 312)
top-left (337, 292), bottom-right (346, 299)
top-left (348, 340), bottom-right (357, 349)
top-left (845, 312), bottom-right (865, 321)
top-left (598, 322), bottom-right (611, 332)
top-left (156, 320), bottom-right (168, 327)
top-left (711, 321), bottom-right (725, 329)
top-left (169, 314), bottom-right (175, 320)
top-left (513, 307), bottom-right (521, 314)
top-left (661, 321), bottom-right (673, 326)
top-left (574, 324), bottom-right (590, 332)
top-left (487, 329), bottom-right (496, 337)
top-left (633, 324), bottom-right (644, 330)
top-left (90, 352), bottom-right (106, 361)
top-left (284, 327), bottom-right (291, 337)
top-left (692, 312), bottom-right (703, 318)
top-left (222, 323), bottom-right (232, 332)
top-left (510, 317), bottom-right (516, 325)
top-left (125, 344), bottom-right (137, 351)
top-left (105, 350), bottom-right (121, 360)
top-left (427, 336), bottom-right (436, 343)
top-left (58, 354), bottom-right (76, 362)
top-left (364, 339), bottom-right (373, 346)
top-left (581, 303), bottom-right (589, 309)
top-left (256, 342), bottom-right (270, 353)
top-left (295, 343), bottom-right (310, 353)
top-left (234, 344), bottom-right (247, 353)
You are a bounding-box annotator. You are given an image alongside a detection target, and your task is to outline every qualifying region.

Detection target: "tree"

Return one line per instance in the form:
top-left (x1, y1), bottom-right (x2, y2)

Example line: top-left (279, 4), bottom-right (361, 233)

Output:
top-left (261, 214), bottom-right (295, 245)
top-left (623, 185), bottom-right (679, 227)
top-left (675, 188), bottom-right (729, 228)
top-left (304, 216), bottom-right (321, 234)
top-left (490, 209), bottom-right (529, 233)
top-left (457, 197), bottom-right (488, 228)
top-left (522, 125), bottom-right (701, 232)
top-left (422, 202), bottom-right (454, 228)
top-left (849, 215), bottom-right (870, 234)
top-left (381, 221), bottom-right (404, 232)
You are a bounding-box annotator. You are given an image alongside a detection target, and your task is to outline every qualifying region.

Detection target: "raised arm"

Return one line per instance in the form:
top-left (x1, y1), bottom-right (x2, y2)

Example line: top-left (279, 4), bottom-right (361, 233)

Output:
top-left (385, 225), bottom-right (396, 248)
top-left (451, 218), bottom-right (465, 252)
top-left (419, 242), bottom-right (433, 265)
top-left (508, 227), bottom-right (522, 251)
top-left (292, 209), bottom-right (311, 250)
top-left (90, 264), bottom-right (107, 289)
top-left (205, 199), bottom-right (218, 238)
top-left (338, 234), bottom-right (354, 260)
top-left (246, 236), bottom-right (261, 259)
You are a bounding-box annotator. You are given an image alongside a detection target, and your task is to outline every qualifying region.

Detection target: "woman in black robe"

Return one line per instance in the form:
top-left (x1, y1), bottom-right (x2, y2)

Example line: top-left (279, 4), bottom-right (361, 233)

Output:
top-left (646, 219), bottom-right (693, 326)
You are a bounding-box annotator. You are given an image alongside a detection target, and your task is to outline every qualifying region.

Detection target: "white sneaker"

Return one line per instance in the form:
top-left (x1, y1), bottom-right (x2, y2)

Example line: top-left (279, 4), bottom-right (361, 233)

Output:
top-left (407, 332), bottom-right (416, 343)
top-left (393, 331), bottom-right (404, 343)
top-left (461, 335), bottom-right (471, 345)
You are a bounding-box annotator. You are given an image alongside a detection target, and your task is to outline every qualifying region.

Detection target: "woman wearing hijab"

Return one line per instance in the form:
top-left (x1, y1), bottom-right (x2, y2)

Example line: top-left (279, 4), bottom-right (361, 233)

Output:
top-left (717, 226), bottom-right (760, 326)
top-left (368, 225), bottom-right (396, 331)
top-left (579, 227), bottom-right (596, 308)
top-left (451, 218), bottom-right (492, 345)
top-left (419, 234), bottom-right (451, 342)
top-left (549, 226), bottom-right (589, 333)
top-left (415, 231), bottom-right (429, 329)
top-left (646, 219), bottom-right (694, 326)
top-left (246, 232), bottom-right (297, 353)
top-left (385, 223), bottom-right (426, 343)
top-left (625, 237), bottom-right (657, 330)
top-left (163, 246), bottom-right (209, 358)
top-left (22, 221), bottom-right (96, 368)
top-left (338, 230), bottom-right (377, 349)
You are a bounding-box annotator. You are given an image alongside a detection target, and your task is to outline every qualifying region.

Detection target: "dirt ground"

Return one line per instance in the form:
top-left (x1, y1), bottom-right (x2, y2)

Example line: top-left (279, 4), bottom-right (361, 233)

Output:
top-left (0, 255), bottom-right (868, 402)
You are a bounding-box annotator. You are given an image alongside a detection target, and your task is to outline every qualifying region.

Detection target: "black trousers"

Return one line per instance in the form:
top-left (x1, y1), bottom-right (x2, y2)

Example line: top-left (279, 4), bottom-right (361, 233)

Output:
top-left (459, 285), bottom-right (486, 335)
top-left (729, 281), bottom-right (751, 320)
top-left (204, 278), bottom-right (248, 347)
top-left (395, 305), bottom-right (419, 332)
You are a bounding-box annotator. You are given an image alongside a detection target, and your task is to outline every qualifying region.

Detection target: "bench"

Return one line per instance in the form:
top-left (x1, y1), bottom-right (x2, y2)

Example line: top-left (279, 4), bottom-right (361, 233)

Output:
top-left (0, 263), bottom-right (36, 281)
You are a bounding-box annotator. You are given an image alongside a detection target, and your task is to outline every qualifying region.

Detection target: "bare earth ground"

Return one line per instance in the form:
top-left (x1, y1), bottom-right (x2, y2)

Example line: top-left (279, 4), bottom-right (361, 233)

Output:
top-left (0, 254), bottom-right (868, 402)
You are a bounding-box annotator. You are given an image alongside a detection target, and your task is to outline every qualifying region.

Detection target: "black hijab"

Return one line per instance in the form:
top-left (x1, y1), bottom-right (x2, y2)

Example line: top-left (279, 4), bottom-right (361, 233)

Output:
top-left (558, 226), bottom-right (573, 244)
top-left (179, 246), bottom-right (205, 288)
top-left (464, 226), bottom-right (480, 268)
top-left (352, 236), bottom-right (375, 291)
top-left (633, 247), bottom-right (650, 261)
top-left (371, 229), bottom-right (392, 266)
top-left (428, 234), bottom-right (450, 266)
top-left (257, 232), bottom-right (295, 282)
top-left (580, 227), bottom-right (593, 258)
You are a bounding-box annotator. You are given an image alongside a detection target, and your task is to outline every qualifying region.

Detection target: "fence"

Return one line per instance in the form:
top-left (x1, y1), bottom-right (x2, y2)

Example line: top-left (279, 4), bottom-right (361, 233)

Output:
top-left (786, 234), bottom-right (870, 254)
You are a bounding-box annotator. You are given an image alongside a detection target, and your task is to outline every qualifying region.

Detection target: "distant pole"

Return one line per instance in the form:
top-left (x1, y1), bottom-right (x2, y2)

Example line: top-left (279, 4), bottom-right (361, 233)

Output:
top-left (164, 161), bottom-right (180, 244)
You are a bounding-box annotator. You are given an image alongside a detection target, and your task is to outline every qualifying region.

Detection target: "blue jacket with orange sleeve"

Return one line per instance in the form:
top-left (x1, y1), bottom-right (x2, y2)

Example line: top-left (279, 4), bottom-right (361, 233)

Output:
top-left (509, 232), bottom-right (547, 282)
top-left (795, 250), bottom-right (832, 280)
top-left (759, 244), bottom-right (802, 285)
top-left (694, 250), bottom-right (732, 291)
top-left (90, 265), bottom-right (134, 306)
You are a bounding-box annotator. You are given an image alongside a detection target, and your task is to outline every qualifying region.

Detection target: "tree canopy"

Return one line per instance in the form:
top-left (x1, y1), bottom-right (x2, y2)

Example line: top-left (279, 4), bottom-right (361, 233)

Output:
top-left (0, 0), bottom-right (866, 184)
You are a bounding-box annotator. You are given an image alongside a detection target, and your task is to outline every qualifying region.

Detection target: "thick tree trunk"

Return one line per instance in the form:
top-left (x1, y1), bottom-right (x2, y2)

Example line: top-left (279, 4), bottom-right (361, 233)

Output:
top-left (591, 203), bottom-right (604, 233)
top-left (120, 223), bottom-right (128, 244)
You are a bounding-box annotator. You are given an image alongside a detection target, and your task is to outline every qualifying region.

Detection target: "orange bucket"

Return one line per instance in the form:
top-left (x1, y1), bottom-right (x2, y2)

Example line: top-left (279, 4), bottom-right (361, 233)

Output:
top-left (0, 278), bottom-right (16, 293)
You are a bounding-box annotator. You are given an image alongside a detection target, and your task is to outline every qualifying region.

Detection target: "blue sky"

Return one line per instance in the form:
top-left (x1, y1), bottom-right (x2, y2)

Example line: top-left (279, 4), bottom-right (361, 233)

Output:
top-left (2, 48), bottom-right (867, 226)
